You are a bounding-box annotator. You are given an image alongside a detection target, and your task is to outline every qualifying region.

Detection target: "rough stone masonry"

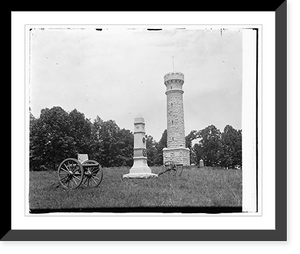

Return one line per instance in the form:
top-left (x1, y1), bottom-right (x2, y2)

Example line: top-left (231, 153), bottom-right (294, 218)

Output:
top-left (163, 72), bottom-right (190, 166)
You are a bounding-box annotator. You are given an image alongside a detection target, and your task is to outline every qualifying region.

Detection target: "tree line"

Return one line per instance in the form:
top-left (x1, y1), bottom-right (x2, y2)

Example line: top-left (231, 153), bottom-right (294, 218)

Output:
top-left (186, 125), bottom-right (242, 168)
top-left (30, 106), bottom-right (241, 171)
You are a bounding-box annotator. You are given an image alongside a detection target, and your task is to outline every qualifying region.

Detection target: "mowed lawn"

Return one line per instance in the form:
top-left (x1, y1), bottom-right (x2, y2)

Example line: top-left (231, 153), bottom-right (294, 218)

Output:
top-left (29, 166), bottom-right (242, 210)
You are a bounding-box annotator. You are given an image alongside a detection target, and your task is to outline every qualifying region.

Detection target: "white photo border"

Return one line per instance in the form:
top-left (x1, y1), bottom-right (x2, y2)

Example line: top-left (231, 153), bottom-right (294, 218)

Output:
top-left (8, 7), bottom-right (286, 240)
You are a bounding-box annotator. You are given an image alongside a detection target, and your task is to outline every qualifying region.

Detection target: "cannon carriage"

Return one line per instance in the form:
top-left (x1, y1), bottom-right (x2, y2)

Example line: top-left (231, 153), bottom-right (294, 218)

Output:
top-left (57, 154), bottom-right (103, 189)
top-left (158, 161), bottom-right (184, 176)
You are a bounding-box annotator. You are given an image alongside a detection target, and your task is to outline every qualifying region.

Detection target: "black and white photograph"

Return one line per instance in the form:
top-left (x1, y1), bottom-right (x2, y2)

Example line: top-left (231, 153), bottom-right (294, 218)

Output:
top-left (27, 25), bottom-right (255, 213)
top-left (7, 6), bottom-right (289, 244)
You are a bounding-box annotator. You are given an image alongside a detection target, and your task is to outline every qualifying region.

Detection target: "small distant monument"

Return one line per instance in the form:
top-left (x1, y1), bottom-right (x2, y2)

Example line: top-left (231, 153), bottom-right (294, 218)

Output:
top-left (199, 159), bottom-right (204, 168)
top-left (163, 72), bottom-right (190, 166)
top-left (123, 116), bottom-right (158, 179)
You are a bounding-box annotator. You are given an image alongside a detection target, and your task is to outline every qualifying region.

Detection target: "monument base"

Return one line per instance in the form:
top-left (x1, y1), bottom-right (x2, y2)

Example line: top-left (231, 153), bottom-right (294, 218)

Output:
top-left (163, 147), bottom-right (190, 166)
top-left (123, 172), bottom-right (158, 179)
top-left (123, 157), bottom-right (157, 179)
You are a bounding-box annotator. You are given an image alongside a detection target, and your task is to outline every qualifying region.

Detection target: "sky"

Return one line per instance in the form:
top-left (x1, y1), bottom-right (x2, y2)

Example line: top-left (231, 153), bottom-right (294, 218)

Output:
top-left (29, 27), bottom-right (242, 141)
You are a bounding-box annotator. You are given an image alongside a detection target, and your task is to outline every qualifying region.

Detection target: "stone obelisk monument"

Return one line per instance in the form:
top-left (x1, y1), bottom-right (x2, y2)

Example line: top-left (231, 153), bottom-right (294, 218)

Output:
top-left (123, 116), bottom-right (157, 179)
top-left (163, 72), bottom-right (190, 166)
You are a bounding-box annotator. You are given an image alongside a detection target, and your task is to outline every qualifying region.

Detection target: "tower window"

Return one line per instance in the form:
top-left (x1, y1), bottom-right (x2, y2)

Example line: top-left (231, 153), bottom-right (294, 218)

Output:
top-left (171, 86), bottom-right (172, 89)
top-left (171, 120), bottom-right (173, 125)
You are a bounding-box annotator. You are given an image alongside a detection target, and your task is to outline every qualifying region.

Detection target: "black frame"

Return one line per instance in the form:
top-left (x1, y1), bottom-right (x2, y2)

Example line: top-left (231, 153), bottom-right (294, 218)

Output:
top-left (5, 3), bottom-right (287, 241)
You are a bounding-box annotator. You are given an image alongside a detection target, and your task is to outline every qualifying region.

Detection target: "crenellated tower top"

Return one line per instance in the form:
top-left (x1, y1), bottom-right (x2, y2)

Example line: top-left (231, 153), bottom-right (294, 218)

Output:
top-left (164, 72), bottom-right (184, 85)
top-left (164, 72), bottom-right (185, 95)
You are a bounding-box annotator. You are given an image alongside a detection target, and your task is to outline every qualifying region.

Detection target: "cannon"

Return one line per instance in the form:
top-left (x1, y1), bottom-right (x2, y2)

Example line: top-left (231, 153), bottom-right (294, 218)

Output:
top-left (57, 154), bottom-right (103, 189)
top-left (158, 161), bottom-right (184, 176)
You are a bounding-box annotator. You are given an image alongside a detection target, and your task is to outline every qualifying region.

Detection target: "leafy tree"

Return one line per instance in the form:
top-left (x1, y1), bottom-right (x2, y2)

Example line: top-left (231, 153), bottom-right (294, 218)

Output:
top-left (89, 116), bottom-right (105, 163)
top-left (97, 120), bottom-right (120, 167)
top-left (146, 134), bottom-right (158, 166)
top-left (153, 129), bottom-right (167, 165)
top-left (219, 125), bottom-right (242, 168)
top-left (196, 125), bottom-right (222, 167)
top-left (29, 110), bottom-right (38, 170)
top-left (185, 130), bottom-right (198, 149)
top-left (115, 128), bottom-right (134, 167)
top-left (68, 109), bottom-right (92, 155)
top-left (93, 119), bottom-right (134, 167)
top-left (193, 142), bottom-right (203, 166)
top-left (191, 125), bottom-right (242, 168)
top-left (235, 130), bottom-right (242, 167)
top-left (30, 106), bottom-right (76, 171)
top-left (185, 130), bottom-right (199, 164)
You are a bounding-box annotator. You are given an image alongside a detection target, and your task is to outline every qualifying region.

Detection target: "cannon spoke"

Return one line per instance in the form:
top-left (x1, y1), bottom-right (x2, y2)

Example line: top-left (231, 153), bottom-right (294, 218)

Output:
top-left (86, 177), bottom-right (90, 187)
top-left (60, 167), bottom-right (70, 174)
top-left (73, 175), bottom-right (81, 182)
top-left (71, 176), bottom-right (78, 187)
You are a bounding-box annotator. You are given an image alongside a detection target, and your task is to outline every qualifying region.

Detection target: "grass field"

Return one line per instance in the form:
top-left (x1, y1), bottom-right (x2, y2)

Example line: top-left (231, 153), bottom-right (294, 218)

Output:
top-left (29, 166), bottom-right (242, 211)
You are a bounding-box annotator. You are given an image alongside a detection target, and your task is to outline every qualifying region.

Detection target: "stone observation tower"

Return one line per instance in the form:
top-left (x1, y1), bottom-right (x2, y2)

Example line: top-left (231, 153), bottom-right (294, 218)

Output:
top-left (163, 72), bottom-right (190, 166)
top-left (123, 116), bottom-right (157, 179)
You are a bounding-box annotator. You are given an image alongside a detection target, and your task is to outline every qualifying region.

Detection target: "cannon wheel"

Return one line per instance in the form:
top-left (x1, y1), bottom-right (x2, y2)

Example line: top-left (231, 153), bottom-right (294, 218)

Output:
top-left (58, 158), bottom-right (84, 189)
top-left (159, 161), bottom-right (184, 176)
top-left (82, 160), bottom-right (103, 188)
